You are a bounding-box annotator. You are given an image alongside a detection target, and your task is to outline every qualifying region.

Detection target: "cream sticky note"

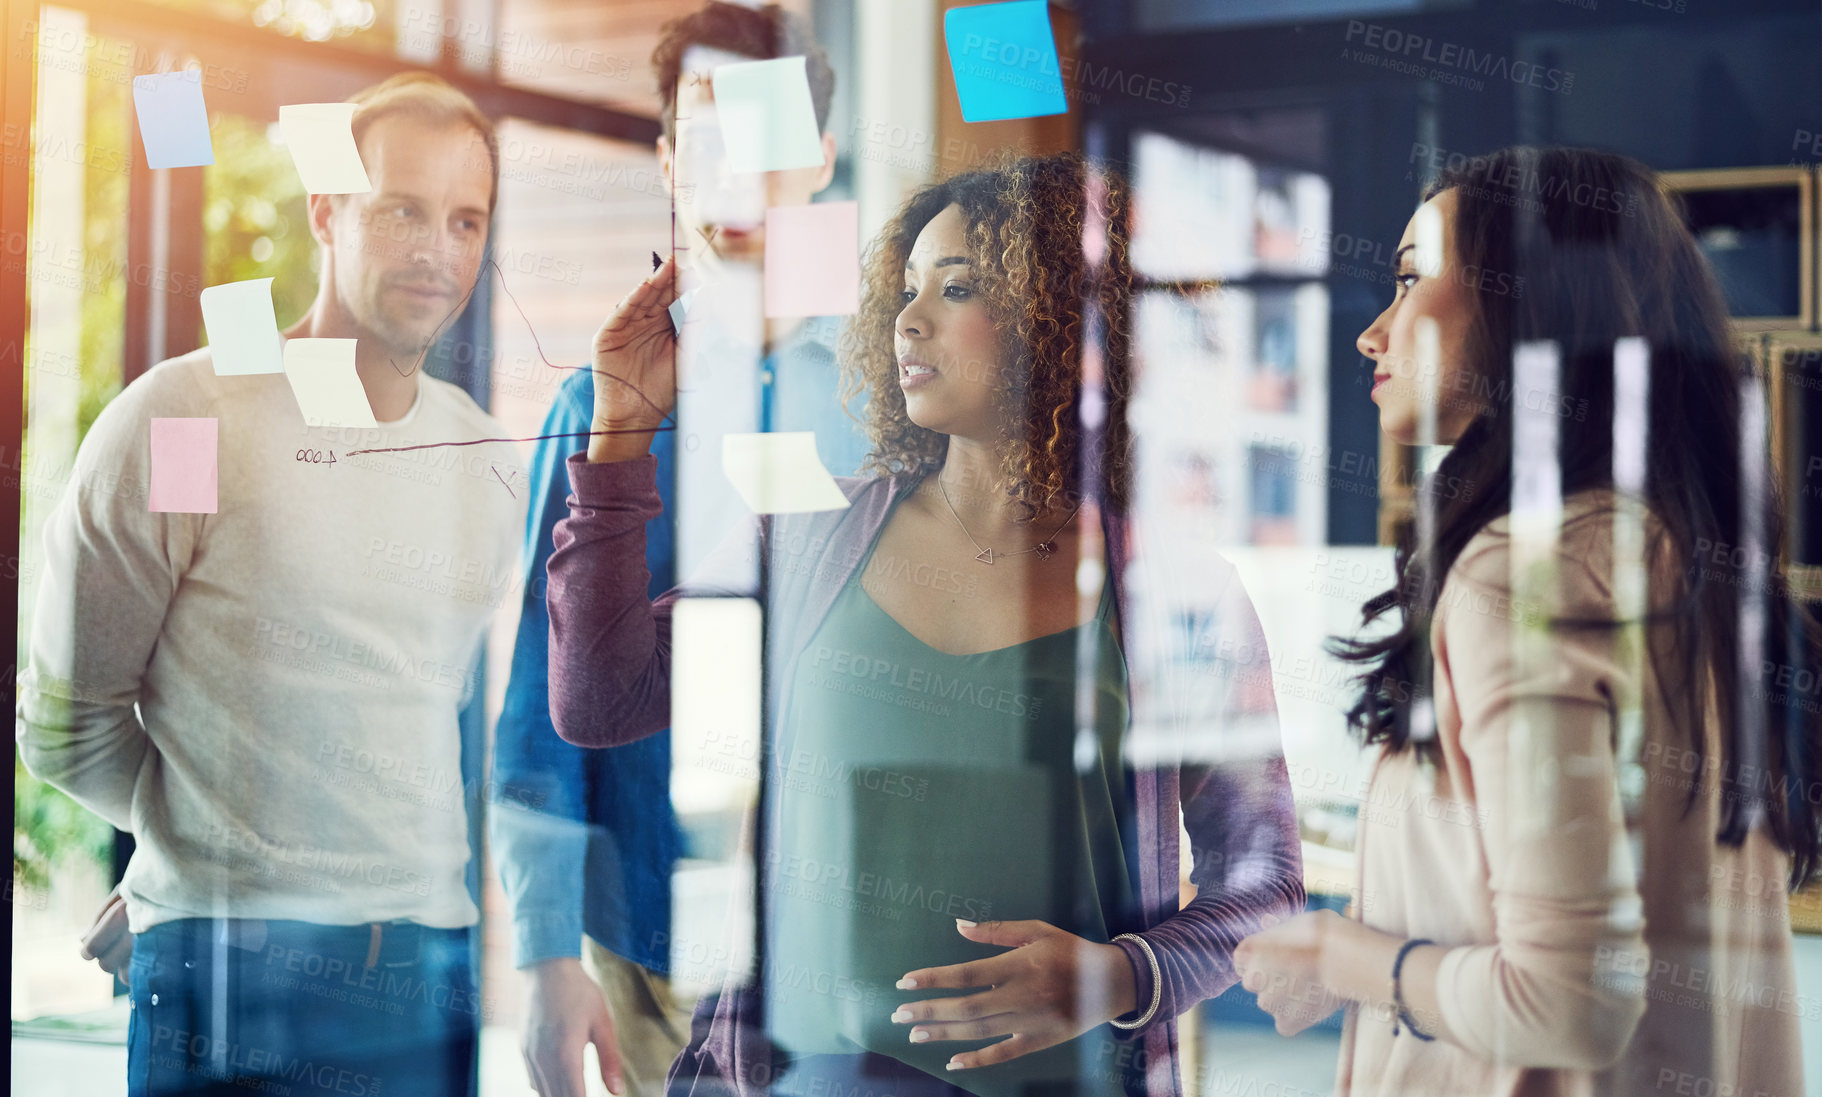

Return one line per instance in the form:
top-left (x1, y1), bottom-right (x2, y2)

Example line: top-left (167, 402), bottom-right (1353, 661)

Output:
top-left (721, 432), bottom-right (850, 514)
top-left (148, 418), bottom-right (218, 514)
top-left (278, 104), bottom-right (372, 194)
top-left (710, 57), bottom-right (825, 174)
top-left (764, 202), bottom-right (860, 319)
top-left (283, 339), bottom-right (376, 428)
top-left (132, 71), bottom-right (215, 170)
top-left (201, 278), bottom-right (284, 376)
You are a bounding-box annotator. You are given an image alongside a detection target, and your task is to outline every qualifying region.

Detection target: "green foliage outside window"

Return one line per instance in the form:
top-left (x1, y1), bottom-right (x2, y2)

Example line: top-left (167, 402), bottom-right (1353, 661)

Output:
top-left (15, 20), bottom-right (332, 893)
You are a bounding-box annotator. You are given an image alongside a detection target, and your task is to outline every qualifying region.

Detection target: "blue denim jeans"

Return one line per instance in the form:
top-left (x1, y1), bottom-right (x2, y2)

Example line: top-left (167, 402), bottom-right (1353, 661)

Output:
top-left (126, 918), bottom-right (478, 1097)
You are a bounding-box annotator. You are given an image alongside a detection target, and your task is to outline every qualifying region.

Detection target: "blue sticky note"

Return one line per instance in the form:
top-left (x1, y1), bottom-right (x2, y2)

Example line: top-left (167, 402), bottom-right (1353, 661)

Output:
top-left (943, 1), bottom-right (1068, 123)
top-left (132, 71), bottom-right (215, 169)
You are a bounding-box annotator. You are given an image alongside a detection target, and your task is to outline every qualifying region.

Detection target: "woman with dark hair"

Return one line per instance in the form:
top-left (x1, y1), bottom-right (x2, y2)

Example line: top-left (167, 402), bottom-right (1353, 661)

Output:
top-left (1234, 146), bottom-right (1822, 1095)
top-left (546, 152), bottom-right (1305, 1097)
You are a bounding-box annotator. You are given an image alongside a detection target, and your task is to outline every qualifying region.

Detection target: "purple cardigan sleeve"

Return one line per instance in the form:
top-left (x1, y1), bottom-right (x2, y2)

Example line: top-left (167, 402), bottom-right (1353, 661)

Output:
top-left (546, 454), bottom-right (674, 748)
top-left (1111, 564), bottom-right (1306, 1032)
top-left (1114, 758), bottom-right (1305, 1030)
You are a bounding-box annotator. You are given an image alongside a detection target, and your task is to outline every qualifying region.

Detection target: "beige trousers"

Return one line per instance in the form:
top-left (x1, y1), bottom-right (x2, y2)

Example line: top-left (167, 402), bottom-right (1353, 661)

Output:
top-left (581, 936), bottom-right (697, 1097)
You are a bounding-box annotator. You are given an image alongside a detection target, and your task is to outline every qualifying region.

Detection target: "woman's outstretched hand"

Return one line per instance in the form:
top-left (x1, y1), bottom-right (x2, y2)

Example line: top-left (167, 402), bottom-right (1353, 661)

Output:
top-left (891, 919), bottom-right (1139, 1071)
top-left (587, 255), bottom-right (680, 464)
top-left (1233, 909), bottom-right (1354, 1036)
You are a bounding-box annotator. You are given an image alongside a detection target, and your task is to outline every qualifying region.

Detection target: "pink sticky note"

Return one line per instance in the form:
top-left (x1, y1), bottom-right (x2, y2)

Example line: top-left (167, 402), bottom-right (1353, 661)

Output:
top-left (148, 418), bottom-right (218, 514)
top-left (764, 201), bottom-right (860, 319)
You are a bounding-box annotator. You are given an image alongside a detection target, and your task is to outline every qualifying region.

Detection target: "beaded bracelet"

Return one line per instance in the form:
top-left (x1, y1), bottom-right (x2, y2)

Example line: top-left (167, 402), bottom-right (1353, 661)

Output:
top-left (1391, 938), bottom-right (1436, 1041)
top-left (1109, 933), bottom-right (1161, 1031)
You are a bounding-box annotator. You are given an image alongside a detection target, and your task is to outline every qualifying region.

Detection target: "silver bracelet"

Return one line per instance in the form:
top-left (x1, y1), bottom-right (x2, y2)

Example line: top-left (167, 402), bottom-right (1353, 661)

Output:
top-left (1108, 933), bottom-right (1162, 1030)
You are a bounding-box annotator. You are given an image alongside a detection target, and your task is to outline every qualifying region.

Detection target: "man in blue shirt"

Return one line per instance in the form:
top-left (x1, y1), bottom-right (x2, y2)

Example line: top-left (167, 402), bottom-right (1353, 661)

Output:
top-left (490, 6), bottom-right (868, 1097)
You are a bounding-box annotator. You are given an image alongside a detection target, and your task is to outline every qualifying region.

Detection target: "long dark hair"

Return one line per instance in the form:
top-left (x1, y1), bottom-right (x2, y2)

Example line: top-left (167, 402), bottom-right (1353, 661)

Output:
top-left (1334, 146), bottom-right (1822, 885)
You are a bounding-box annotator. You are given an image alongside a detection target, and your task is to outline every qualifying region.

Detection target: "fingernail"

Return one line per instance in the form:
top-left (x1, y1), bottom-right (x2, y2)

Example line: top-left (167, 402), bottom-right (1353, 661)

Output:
top-left (891, 1008), bottom-right (913, 1023)
top-left (896, 977), bottom-right (917, 990)
top-left (946, 1060), bottom-right (964, 1071)
top-left (956, 919), bottom-right (978, 928)
top-left (910, 1029), bottom-right (930, 1043)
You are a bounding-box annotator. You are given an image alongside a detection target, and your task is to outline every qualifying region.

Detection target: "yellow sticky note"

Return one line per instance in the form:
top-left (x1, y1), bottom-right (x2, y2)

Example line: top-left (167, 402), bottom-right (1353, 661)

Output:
top-left (283, 339), bottom-right (376, 428)
top-left (279, 104), bottom-right (372, 194)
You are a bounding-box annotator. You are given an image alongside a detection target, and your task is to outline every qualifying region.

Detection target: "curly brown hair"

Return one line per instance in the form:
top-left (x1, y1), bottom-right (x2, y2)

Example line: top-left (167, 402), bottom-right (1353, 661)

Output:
top-left (839, 152), bottom-right (1136, 517)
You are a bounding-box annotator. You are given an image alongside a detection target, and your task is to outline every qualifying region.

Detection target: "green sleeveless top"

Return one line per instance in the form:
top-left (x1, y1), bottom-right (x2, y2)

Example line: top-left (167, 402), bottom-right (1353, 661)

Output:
top-left (765, 520), bottom-right (1139, 1097)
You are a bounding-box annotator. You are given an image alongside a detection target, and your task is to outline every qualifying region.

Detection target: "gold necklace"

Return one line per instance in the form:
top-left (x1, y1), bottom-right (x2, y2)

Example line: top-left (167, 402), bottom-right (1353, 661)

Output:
top-left (936, 476), bottom-right (1082, 565)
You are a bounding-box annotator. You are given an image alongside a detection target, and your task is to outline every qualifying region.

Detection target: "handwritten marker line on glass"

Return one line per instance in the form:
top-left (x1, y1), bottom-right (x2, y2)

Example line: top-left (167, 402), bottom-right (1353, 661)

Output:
top-left (278, 104), bottom-right (372, 194)
top-left (764, 201), bottom-right (860, 319)
top-left (721, 432), bottom-right (850, 514)
top-left (201, 278), bottom-right (285, 376)
top-left (943, 0), bottom-right (1069, 123)
top-left (132, 71), bottom-right (216, 169)
top-left (710, 57), bottom-right (826, 174)
top-left (283, 339), bottom-right (377, 429)
top-left (148, 418), bottom-right (219, 514)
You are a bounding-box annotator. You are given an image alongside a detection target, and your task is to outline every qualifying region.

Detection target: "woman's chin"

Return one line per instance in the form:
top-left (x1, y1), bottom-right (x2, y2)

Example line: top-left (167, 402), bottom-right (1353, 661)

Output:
top-left (901, 399), bottom-right (952, 437)
top-left (1377, 409), bottom-right (1417, 448)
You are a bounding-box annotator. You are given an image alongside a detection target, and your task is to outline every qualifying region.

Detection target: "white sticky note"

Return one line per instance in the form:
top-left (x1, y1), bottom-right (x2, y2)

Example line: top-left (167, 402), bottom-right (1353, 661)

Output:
top-left (132, 71), bottom-right (215, 169)
top-left (1414, 201), bottom-right (1444, 278)
top-left (669, 287), bottom-right (699, 333)
top-left (201, 278), bottom-right (285, 376)
top-left (710, 57), bottom-right (825, 174)
top-left (278, 103), bottom-right (372, 194)
top-left (283, 339), bottom-right (376, 428)
top-left (721, 432), bottom-right (850, 514)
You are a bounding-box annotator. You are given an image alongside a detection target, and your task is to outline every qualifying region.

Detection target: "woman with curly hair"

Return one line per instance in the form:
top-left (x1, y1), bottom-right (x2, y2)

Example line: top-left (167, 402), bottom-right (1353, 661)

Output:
top-left (1234, 147), bottom-right (1822, 1096)
top-left (545, 152), bottom-right (1304, 1097)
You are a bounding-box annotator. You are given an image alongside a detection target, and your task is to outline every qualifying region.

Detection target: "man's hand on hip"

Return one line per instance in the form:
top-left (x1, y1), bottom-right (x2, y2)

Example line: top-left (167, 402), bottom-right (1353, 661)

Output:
top-left (79, 886), bottom-right (132, 987)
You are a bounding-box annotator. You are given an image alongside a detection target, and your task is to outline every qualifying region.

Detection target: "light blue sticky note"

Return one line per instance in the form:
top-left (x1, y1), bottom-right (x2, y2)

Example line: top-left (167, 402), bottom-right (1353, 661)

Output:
top-left (131, 71), bottom-right (215, 169)
top-left (710, 57), bottom-right (826, 174)
top-left (201, 278), bottom-right (285, 376)
top-left (944, 0), bottom-right (1068, 123)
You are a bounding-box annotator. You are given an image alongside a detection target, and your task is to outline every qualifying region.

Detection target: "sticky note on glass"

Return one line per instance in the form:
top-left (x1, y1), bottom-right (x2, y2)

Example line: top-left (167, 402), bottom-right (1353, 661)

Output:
top-left (710, 57), bottom-right (825, 174)
top-left (278, 104), bottom-right (372, 194)
top-left (201, 278), bottom-right (285, 376)
top-left (283, 339), bottom-right (376, 428)
top-left (132, 71), bottom-right (215, 170)
top-left (764, 202), bottom-right (859, 319)
top-left (149, 418), bottom-right (218, 514)
top-left (721, 432), bottom-right (850, 514)
top-left (669, 287), bottom-right (699, 333)
top-left (944, 1), bottom-right (1068, 123)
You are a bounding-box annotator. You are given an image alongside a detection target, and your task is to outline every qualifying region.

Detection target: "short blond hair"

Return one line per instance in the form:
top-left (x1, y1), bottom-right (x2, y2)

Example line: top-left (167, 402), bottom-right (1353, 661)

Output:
top-left (346, 72), bottom-right (499, 212)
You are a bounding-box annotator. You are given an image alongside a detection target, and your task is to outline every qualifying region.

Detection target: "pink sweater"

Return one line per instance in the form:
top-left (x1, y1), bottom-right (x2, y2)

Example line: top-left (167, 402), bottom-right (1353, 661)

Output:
top-left (1340, 493), bottom-right (1805, 1097)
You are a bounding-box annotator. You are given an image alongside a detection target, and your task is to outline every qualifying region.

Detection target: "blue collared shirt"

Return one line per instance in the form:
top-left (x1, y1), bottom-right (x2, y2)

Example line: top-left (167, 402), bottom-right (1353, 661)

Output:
top-left (489, 319), bottom-right (868, 971)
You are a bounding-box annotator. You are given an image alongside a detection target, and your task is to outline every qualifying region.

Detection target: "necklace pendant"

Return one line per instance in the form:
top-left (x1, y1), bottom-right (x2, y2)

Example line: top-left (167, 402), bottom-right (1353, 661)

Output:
top-left (1034, 540), bottom-right (1056, 560)
top-left (975, 547), bottom-right (995, 565)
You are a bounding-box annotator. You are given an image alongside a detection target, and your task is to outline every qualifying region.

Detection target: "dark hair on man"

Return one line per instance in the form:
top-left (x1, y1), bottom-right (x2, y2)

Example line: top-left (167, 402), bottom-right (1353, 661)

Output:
top-left (650, 1), bottom-right (836, 143)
